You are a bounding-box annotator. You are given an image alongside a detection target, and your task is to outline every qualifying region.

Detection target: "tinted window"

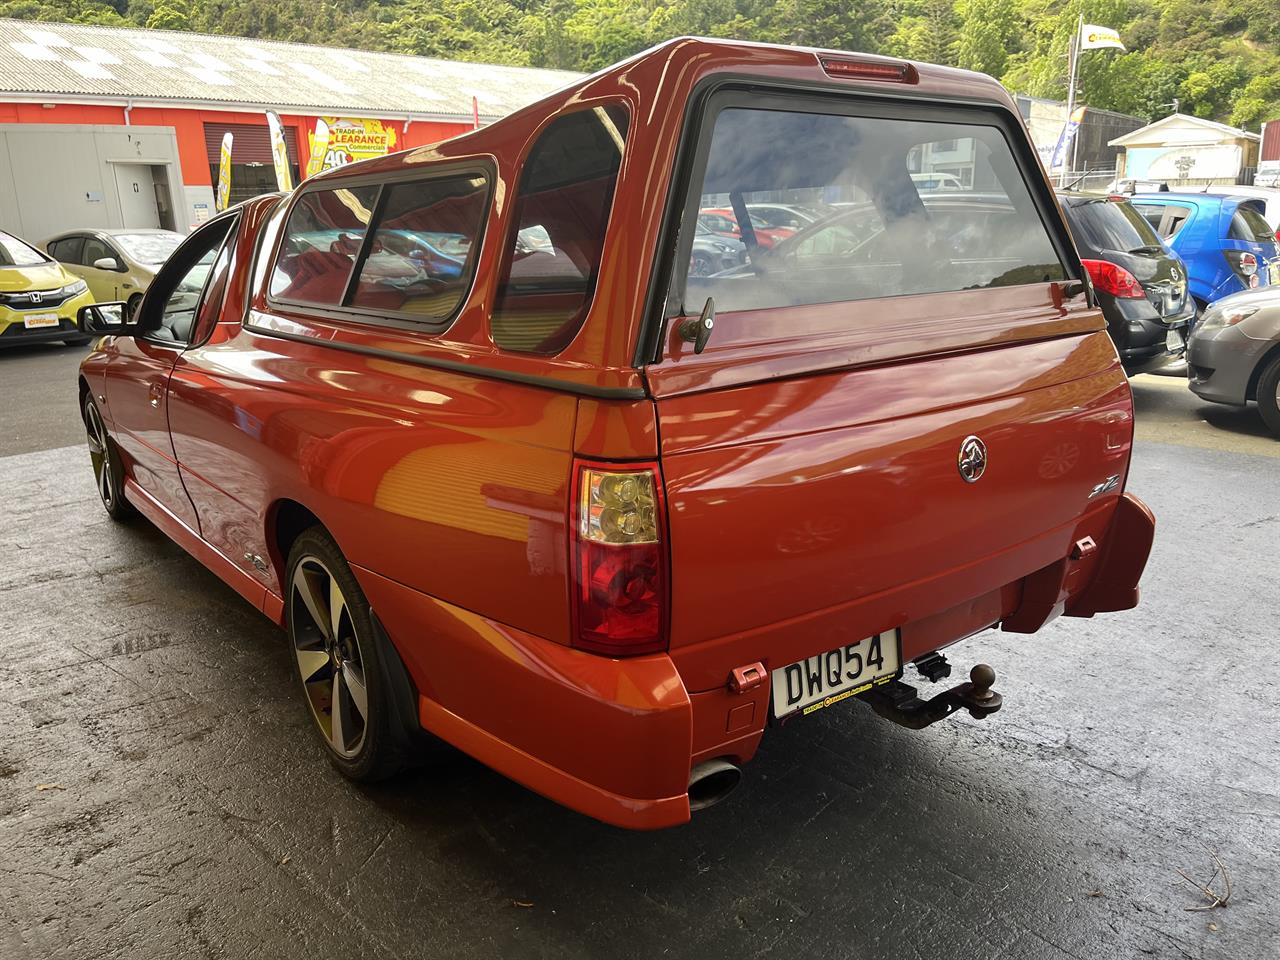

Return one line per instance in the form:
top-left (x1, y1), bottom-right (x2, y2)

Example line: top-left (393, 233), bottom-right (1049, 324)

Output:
top-left (83, 236), bottom-right (115, 268)
top-left (349, 175), bottom-right (486, 322)
top-left (675, 108), bottom-right (1066, 315)
top-left (140, 217), bottom-right (235, 345)
top-left (48, 236), bottom-right (84, 263)
top-left (0, 230), bottom-right (48, 267)
top-left (1067, 199), bottom-right (1162, 253)
top-left (491, 105), bottom-right (629, 354)
top-left (1133, 203), bottom-right (1193, 239)
top-left (1229, 206), bottom-right (1274, 242)
top-left (270, 186), bottom-right (378, 304)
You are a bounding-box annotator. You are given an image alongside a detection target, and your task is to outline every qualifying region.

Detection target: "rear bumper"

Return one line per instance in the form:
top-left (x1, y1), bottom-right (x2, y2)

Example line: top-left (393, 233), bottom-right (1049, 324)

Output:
top-left (353, 494), bottom-right (1155, 831)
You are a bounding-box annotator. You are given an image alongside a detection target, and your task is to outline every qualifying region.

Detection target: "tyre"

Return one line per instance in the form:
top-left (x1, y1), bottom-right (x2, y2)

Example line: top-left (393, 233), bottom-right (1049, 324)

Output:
top-left (1256, 353), bottom-right (1280, 439)
top-left (690, 251), bottom-right (714, 277)
top-left (63, 336), bottom-right (92, 347)
top-left (125, 293), bottom-right (143, 323)
top-left (83, 393), bottom-right (135, 520)
top-left (285, 527), bottom-right (407, 781)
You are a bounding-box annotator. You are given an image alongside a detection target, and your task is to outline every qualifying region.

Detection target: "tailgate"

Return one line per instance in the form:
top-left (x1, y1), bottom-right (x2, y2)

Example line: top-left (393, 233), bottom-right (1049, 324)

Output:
top-left (651, 325), bottom-right (1132, 693)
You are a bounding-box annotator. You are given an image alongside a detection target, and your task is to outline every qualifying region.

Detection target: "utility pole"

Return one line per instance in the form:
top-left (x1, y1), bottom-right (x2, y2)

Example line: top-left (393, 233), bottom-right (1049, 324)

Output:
top-left (1060, 13), bottom-right (1082, 186)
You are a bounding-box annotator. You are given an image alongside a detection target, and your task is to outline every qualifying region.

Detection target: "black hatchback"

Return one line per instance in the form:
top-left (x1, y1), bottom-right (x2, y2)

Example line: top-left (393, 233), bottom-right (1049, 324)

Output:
top-left (1057, 192), bottom-right (1195, 374)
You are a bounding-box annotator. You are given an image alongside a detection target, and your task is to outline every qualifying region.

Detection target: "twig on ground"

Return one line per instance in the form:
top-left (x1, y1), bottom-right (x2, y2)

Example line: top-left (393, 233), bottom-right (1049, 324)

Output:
top-left (1175, 846), bottom-right (1232, 911)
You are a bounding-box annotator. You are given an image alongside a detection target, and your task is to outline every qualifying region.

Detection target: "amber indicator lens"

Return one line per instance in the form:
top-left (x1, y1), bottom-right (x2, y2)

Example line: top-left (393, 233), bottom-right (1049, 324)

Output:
top-left (572, 463), bottom-right (668, 656)
top-left (819, 57), bottom-right (919, 83)
top-left (580, 468), bottom-right (659, 544)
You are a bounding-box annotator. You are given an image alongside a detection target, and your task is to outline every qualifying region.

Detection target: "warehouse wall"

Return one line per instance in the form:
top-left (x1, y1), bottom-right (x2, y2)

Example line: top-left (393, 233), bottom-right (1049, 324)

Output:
top-left (0, 122), bottom-right (184, 240)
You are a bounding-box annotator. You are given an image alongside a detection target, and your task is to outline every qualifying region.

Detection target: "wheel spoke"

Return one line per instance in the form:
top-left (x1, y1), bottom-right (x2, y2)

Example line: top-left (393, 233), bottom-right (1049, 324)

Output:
top-left (296, 647), bottom-right (330, 683)
top-left (342, 661), bottom-right (368, 720)
top-left (294, 564), bottom-right (331, 640)
top-left (330, 671), bottom-right (349, 750)
top-left (328, 575), bottom-right (347, 645)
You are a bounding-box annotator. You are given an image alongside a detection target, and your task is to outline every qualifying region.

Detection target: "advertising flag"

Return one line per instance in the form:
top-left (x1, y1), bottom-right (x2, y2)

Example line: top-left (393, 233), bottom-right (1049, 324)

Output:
top-left (1080, 24), bottom-right (1125, 51)
top-left (265, 110), bottom-right (294, 192)
top-left (214, 132), bottom-right (233, 212)
top-left (1050, 106), bottom-right (1087, 173)
top-left (305, 119), bottom-right (330, 179)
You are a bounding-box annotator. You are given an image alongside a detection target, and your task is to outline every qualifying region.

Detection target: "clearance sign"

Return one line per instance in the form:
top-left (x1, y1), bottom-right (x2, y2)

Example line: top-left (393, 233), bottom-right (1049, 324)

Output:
top-left (306, 118), bottom-right (398, 176)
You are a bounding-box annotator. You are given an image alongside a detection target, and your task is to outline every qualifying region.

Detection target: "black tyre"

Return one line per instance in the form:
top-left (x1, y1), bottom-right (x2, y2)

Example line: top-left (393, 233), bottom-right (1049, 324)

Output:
top-left (1256, 354), bottom-right (1280, 439)
top-left (125, 293), bottom-right (144, 323)
top-left (285, 527), bottom-right (407, 781)
top-left (83, 393), bottom-right (135, 520)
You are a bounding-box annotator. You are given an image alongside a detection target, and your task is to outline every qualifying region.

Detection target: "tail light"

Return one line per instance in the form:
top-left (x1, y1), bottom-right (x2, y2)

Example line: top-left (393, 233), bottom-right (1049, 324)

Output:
top-left (1081, 259), bottom-right (1145, 299)
top-left (1224, 250), bottom-right (1258, 278)
top-left (570, 460), bottom-right (668, 657)
top-left (819, 57), bottom-right (919, 84)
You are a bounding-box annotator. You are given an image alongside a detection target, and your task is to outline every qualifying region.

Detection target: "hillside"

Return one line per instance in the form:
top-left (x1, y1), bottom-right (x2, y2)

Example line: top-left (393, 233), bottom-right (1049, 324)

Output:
top-left (3, 0), bottom-right (1278, 125)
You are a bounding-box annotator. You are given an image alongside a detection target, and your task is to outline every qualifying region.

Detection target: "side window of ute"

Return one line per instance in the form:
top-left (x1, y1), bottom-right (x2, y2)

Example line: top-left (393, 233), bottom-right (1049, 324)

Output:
top-left (270, 186), bottom-right (378, 305)
top-left (491, 104), bottom-right (630, 354)
top-left (136, 217), bottom-right (236, 345)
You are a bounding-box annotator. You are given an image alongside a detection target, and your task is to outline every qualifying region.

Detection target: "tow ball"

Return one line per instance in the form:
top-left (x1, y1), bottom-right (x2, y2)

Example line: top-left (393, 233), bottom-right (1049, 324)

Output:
top-left (862, 663), bottom-right (1003, 730)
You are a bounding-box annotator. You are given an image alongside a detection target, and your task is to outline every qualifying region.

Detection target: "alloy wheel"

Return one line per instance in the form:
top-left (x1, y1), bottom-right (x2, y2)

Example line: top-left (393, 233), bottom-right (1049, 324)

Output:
top-left (85, 401), bottom-right (115, 510)
top-left (290, 556), bottom-right (370, 759)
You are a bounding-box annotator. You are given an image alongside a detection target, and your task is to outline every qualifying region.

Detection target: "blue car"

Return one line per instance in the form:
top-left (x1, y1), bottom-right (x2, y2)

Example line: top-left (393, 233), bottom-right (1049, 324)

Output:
top-left (1129, 193), bottom-right (1280, 317)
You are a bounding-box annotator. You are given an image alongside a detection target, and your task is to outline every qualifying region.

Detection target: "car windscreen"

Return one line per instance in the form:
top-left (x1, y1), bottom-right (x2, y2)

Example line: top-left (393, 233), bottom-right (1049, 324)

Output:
top-left (1068, 199), bottom-right (1163, 254)
top-left (0, 230), bottom-right (49, 267)
top-left (674, 106), bottom-right (1066, 314)
top-left (115, 232), bottom-right (184, 265)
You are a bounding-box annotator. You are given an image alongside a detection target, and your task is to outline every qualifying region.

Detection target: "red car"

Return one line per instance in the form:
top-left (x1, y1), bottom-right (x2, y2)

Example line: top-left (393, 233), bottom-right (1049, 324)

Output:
top-left (76, 38), bottom-right (1153, 830)
top-left (698, 208), bottom-right (796, 249)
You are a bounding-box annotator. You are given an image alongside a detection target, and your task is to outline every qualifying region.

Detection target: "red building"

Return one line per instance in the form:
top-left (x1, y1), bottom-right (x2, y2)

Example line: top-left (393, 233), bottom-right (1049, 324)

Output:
top-left (0, 18), bottom-right (578, 240)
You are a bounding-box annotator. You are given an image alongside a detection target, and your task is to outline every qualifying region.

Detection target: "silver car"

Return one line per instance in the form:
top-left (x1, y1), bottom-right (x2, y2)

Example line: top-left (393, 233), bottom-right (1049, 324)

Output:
top-left (1187, 287), bottom-right (1280, 437)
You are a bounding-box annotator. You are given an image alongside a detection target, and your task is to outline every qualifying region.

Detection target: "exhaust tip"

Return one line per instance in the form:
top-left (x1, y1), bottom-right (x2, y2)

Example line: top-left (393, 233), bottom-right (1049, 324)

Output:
top-left (688, 759), bottom-right (742, 812)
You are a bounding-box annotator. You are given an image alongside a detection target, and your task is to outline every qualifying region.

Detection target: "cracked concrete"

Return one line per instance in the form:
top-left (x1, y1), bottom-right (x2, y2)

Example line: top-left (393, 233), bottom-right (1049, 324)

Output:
top-left (1, 346), bottom-right (1277, 959)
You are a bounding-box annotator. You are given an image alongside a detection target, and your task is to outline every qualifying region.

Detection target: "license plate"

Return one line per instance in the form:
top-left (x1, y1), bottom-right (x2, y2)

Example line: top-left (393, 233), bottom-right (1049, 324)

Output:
top-left (23, 312), bottom-right (59, 329)
top-left (771, 629), bottom-right (901, 720)
top-left (1166, 328), bottom-right (1184, 352)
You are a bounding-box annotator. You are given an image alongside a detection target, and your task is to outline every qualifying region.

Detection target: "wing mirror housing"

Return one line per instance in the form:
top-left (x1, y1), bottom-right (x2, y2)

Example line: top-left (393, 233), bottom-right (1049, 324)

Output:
top-left (92, 257), bottom-right (122, 271)
top-left (78, 301), bottom-right (133, 336)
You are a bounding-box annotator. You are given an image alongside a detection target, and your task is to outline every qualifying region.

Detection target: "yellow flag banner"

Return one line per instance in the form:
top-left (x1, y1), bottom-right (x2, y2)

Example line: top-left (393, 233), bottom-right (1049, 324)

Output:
top-left (1080, 24), bottom-right (1125, 51)
top-left (265, 110), bottom-right (294, 192)
top-left (214, 132), bottom-right (232, 212)
top-left (307, 118), bottom-right (399, 173)
top-left (305, 119), bottom-right (330, 179)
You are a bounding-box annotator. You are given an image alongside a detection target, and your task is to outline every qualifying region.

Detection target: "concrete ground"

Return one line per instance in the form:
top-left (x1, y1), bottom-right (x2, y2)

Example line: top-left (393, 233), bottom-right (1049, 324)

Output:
top-left (1, 343), bottom-right (1277, 959)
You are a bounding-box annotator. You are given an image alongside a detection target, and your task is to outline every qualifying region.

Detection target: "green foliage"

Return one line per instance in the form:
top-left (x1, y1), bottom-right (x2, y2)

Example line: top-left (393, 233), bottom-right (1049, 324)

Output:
top-left (5, 0), bottom-right (1280, 125)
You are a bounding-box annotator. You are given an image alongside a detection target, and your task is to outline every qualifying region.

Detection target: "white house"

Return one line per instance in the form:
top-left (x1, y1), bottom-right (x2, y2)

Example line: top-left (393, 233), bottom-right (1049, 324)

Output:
top-left (1110, 113), bottom-right (1260, 186)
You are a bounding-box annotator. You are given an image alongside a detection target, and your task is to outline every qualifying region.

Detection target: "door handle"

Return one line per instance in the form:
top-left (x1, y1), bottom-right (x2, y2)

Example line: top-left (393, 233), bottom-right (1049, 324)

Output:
top-left (148, 382), bottom-right (163, 407)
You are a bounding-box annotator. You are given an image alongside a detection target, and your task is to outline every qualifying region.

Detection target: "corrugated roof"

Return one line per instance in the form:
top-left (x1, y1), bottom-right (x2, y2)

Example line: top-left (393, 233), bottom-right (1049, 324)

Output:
top-left (0, 18), bottom-right (582, 120)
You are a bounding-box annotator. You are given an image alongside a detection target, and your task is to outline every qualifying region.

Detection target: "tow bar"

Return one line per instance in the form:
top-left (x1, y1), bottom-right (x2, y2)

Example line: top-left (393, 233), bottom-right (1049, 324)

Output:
top-left (862, 663), bottom-right (1002, 730)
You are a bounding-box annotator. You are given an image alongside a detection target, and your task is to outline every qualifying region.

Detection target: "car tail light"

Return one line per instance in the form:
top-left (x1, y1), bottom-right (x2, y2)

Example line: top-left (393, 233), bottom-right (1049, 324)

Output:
top-left (571, 460), bottom-right (668, 657)
top-left (1224, 250), bottom-right (1258, 278)
top-left (819, 57), bottom-right (919, 84)
top-left (1080, 259), bottom-right (1145, 299)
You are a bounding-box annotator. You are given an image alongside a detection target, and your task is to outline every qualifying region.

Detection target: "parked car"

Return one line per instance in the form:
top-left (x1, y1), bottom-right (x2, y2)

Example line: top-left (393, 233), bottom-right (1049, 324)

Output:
top-left (698, 208), bottom-right (796, 249)
top-left (1056, 192), bottom-right (1194, 372)
top-left (76, 38), bottom-right (1153, 830)
top-left (0, 229), bottom-right (94, 348)
top-left (43, 229), bottom-right (184, 321)
top-left (689, 225), bottom-right (745, 276)
top-left (1187, 287), bottom-right (1280, 437)
top-left (1128, 193), bottom-right (1280, 316)
top-left (744, 202), bottom-right (832, 229)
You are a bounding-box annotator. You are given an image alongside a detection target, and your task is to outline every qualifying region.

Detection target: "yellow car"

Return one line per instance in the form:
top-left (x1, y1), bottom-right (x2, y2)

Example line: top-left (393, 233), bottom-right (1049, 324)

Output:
top-left (0, 229), bottom-right (95, 348)
top-left (43, 228), bottom-right (184, 321)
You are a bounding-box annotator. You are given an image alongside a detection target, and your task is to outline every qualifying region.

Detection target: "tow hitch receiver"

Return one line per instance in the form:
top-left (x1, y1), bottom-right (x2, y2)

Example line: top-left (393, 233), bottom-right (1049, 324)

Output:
top-left (862, 664), bottom-right (1002, 730)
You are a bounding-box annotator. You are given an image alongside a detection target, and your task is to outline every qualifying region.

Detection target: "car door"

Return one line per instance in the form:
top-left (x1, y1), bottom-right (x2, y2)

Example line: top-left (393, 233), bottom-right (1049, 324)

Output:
top-left (100, 216), bottom-right (238, 532)
top-left (81, 234), bottom-right (126, 301)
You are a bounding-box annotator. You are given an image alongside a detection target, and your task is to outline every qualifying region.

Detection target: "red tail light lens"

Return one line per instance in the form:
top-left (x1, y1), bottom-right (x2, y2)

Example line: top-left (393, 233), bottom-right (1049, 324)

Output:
top-left (571, 460), bottom-right (668, 657)
top-left (1224, 249), bottom-right (1258, 278)
top-left (1081, 258), bottom-right (1145, 299)
top-left (819, 57), bottom-right (919, 84)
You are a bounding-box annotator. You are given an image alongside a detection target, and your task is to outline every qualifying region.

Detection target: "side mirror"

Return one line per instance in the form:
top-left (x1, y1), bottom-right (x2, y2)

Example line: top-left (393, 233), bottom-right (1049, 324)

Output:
top-left (78, 302), bottom-right (132, 336)
top-left (92, 257), bottom-right (121, 271)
